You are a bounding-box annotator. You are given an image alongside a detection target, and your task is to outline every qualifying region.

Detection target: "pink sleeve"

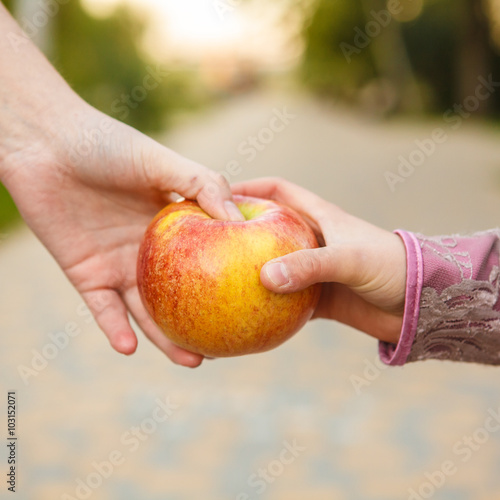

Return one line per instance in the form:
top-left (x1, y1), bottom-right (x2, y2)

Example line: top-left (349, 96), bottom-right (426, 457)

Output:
top-left (379, 229), bottom-right (500, 366)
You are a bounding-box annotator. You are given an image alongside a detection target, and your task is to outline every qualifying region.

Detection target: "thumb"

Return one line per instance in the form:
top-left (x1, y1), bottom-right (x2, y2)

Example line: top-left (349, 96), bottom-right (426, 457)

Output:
top-left (132, 134), bottom-right (244, 221)
top-left (261, 246), bottom-right (360, 293)
top-left (149, 147), bottom-right (244, 222)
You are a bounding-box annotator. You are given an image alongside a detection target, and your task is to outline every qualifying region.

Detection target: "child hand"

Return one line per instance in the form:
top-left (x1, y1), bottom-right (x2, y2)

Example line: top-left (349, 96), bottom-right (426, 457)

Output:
top-left (233, 178), bottom-right (407, 344)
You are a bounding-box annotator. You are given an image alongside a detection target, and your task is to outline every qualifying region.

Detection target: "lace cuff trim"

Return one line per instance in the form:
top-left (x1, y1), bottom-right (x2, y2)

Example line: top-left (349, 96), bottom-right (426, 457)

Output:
top-left (379, 230), bottom-right (423, 366)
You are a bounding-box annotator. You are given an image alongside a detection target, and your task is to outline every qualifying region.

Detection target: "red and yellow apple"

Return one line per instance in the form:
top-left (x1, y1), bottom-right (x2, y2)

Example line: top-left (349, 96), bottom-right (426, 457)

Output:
top-left (137, 195), bottom-right (321, 357)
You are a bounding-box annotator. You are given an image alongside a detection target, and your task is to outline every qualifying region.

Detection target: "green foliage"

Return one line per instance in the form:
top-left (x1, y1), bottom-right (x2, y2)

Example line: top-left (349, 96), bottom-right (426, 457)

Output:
top-left (400, 0), bottom-right (464, 110)
top-left (1, 0), bottom-right (14, 11)
top-left (300, 0), bottom-right (500, 114)
top-left (0, 183), bottom-right (20, 232)
top-left (50, 2), bottom-right (202, 132)
top-left (2, 0), bottom-right (205, 132)
top-left (300, 0), bottom-right (376, 99)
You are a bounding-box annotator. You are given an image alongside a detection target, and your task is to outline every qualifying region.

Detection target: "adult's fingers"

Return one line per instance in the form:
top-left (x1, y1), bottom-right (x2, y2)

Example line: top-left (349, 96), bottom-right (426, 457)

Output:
top-left (142, 143), bottom-right (244, 222)
top-left (82, 289), bottom-right (138, 355)
top-left (122, 287), bottom-right (204, 368)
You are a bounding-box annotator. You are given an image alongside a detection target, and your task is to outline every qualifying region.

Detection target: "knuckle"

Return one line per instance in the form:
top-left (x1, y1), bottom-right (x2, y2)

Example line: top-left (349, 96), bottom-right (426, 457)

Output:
top-left (188, 174), bottom-right (200, 188)
top-left (197, 173), bottom-right (230, 200)
top-left (264, 176), bottom-right (288, 201)
top-left (272, 176), bottom-right (288, 191)
top-left (208, 172), bottom-right (228, 188)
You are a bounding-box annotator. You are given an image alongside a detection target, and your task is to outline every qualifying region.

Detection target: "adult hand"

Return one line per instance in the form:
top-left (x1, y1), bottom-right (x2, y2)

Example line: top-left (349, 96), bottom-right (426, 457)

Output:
top-left (3, 104), bottom-right (243, 367)
top-left (0, 4), bottom-right (243, 366)
top-left (232, 178), bottom-right (407, 344)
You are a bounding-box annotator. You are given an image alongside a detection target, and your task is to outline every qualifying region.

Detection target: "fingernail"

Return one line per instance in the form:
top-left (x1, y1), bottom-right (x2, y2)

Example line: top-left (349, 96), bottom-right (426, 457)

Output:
top-left (265, 262), bottom-right (289, 287)
top-left (224, 201), bottom-right (245, 222)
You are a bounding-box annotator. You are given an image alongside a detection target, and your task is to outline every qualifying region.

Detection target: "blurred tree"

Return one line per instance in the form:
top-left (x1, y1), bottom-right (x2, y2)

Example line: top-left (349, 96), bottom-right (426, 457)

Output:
top-left (50, 2), bottom-right (202, 132)
top-left (459, 0), bottom-right (491, 104)
top-left (300, 0), bottom-right (500, 115)
top-left (300, 0), bottom-right (376, 100)
top-left (0, 183), bottom-right (21, 232)
top-left (398, 0), bottom-right (461, 110)
top-left (4, 0), bottom-right (203, 131)
top-left (455, 0), bottom-right (493, 112)
top-left (402, 0), bottom-right (497, 113)
top-left (299, 0), bottom-right (421, 113)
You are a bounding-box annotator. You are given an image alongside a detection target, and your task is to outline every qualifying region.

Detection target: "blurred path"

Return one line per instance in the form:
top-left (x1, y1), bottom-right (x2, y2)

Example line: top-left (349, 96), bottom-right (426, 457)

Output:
top-left (164, 89), bottom-right (500, 233)
top-left (2, 89), bottom-right (500, 500)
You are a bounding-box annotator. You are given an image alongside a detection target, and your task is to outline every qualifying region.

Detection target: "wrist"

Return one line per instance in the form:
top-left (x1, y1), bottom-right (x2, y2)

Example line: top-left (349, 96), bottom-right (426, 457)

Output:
top-left (0, 93), bottom-right (95, 186)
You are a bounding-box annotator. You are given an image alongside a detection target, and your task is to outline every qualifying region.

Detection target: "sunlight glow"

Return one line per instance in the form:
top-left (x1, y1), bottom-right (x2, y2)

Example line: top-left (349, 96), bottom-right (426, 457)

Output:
top-left (80, 0), bottom-right (299, 66)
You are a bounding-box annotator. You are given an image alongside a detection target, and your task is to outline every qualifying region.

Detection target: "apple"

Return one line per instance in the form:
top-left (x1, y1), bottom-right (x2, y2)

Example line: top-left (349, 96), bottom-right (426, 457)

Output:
top-left (137, 195), bottom-right (321, 358)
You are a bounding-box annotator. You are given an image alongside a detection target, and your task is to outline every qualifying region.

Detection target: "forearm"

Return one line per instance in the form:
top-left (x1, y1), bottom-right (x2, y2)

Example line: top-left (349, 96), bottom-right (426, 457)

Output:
top-left (0, 3), bottom-right (83, 183)
top-left (381, 229), bottom-right (500, 365)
